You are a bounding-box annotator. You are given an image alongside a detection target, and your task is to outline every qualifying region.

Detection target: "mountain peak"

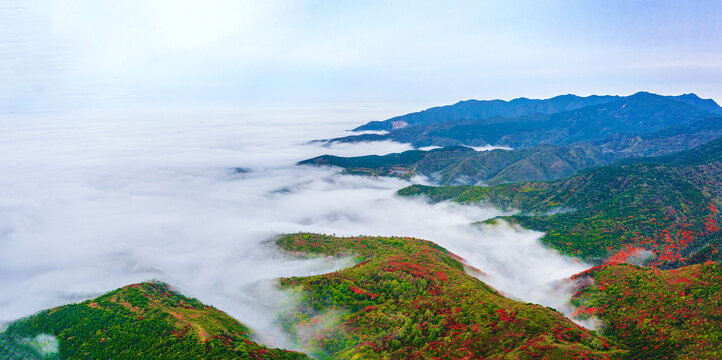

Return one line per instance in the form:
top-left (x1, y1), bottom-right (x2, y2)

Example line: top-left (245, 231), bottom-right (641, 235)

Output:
top-left (629, 91), bottom-right (661, 98)
top-left (678, 93), bottom-right (701, 99)
top-left (667, 93), bottom-right (722, 114)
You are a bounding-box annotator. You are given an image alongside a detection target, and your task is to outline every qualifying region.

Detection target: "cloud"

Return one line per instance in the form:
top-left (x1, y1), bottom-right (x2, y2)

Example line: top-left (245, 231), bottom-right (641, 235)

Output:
top-left (1, 108), bottom-right (592, 351)
top-left (4, 1), bottom-right (720, 112)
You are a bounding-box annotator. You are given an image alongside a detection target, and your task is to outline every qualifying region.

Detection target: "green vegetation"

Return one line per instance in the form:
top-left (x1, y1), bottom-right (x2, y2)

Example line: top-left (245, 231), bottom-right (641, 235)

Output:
top-left (0, 282), bottom-right (307, 360)
top-left (0, 332), bottom-right (58, 360)
top-left (276, 233), bottom-right (623, 359)
top-left (570, 262), bottom-right (722, 359)
top-left (398, 139), bottom-right (722, 266)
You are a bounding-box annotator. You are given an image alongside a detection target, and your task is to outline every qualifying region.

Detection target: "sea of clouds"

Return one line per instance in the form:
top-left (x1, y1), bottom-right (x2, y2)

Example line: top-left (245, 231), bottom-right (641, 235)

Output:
top-left (0, 108), bottom-right (590, 349)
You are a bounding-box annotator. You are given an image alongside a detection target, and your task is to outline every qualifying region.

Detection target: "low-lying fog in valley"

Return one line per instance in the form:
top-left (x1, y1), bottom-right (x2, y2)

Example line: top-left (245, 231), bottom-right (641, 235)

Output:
top-left (0, 108), bottom-right (590, 349)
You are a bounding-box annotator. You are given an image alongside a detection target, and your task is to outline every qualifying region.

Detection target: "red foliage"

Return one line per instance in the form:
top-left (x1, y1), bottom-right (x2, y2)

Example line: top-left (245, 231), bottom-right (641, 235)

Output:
top-left (604, 245), bottom-right (646, 265)
top-left (349, 284), bottom-right (378, 299)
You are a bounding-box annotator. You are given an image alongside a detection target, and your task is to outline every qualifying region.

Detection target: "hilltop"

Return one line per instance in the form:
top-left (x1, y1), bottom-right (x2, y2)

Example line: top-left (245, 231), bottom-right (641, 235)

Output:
top-left (0, 282), bottom-right (307, 359)
top-left (276, 233), bottom-right (622, 359)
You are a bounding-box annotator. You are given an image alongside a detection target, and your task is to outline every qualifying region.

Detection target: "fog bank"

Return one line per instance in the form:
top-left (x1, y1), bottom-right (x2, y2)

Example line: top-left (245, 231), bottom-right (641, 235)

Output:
top-left (0, 108), bottom-right (589, 348)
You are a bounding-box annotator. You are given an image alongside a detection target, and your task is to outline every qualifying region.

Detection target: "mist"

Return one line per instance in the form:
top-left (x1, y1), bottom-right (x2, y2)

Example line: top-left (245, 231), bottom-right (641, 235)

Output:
top-left (0, 108), bottom-right (590, 350)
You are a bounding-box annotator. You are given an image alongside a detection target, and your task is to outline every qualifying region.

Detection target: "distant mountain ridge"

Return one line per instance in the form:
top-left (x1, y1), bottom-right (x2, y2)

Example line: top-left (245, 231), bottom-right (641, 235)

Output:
top-left (354, 94), bottom-right (621, 131)
top-left (354, 92), bottom-right (722, 133)
top-left (328, 92), bottom-right (720, 148)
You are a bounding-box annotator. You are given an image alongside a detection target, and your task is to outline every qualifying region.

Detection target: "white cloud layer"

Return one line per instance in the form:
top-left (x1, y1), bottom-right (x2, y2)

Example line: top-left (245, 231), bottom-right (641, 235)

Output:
top-left (0, 109), bottom-right (590, 349)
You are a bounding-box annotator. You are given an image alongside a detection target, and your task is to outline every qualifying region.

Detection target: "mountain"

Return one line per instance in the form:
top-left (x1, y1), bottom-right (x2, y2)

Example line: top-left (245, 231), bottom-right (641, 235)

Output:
top-left (276, 233), bottom-right (623, 359)
top-left (0, 282), bottom-right (307, 360)
top-left (300, 144), bottom-right (616, 185)
top-left (570, 262), bottom-right (722, 359)
top-left (300, 146), bottom-right (480, 182)
top-left (353, 92), bottom-right (722, 134)
top-left (398, 138), bottom-right (722, 266)
top-left (327, 92), bottom-right (720, 148)
top-left (301, 117), bottom-right (722, 185)
top-left (354, 94), bottom-right (620, 131)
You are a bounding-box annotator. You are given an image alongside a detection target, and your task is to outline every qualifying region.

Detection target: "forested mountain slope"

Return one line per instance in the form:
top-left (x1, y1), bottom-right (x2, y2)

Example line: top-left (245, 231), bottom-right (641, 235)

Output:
top-left (570, 262), bottom-right (722, 359)
top-left (276, 233), bottom-right (622, 359)
top-left (398, 139), bottom-right (722, 266)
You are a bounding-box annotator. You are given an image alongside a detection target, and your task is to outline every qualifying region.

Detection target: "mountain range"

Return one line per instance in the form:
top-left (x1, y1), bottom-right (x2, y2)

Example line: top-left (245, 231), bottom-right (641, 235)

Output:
top-left (324, 92), bottom-right (720, 148)
top-left (304, 93), bottom-right (722, 185)
top-left (4, 92), bottom-right (721, 359)
top-left (352, 92), bottom-right (722, 134)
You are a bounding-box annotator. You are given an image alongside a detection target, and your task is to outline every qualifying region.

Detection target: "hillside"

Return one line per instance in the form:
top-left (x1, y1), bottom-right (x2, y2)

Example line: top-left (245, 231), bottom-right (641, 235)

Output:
top-left (0, 282), bottom-right (307, 360)
top-left (301, 144), bottom-right (615, 185)
top-left (570, 262), bottom-right (722, 359)
top-left (328, 92), bottom-right (719, 148)
top-left (276, 233), bottom-right (623, 359)
top-left (398, 139), bottom-right (722, 266)
top-left (301, 117), bottom-right (722, 185)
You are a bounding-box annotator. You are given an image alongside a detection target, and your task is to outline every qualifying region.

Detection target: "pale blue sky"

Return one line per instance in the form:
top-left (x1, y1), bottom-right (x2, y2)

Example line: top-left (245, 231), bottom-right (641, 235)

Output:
top-left (2, 0), bottom-right (721, 113)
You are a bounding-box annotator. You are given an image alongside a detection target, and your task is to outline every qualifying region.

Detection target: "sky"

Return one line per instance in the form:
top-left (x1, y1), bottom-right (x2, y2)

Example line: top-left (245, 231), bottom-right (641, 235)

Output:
top-left (2, 0), bottom-right (721, 113)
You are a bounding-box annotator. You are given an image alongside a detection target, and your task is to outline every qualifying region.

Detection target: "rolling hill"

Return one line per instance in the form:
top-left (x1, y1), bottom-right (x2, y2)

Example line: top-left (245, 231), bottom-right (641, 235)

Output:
top-left (276, 233), bottom-right (622, 359)
top-left (0, 282), bottom-right (307, 360)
